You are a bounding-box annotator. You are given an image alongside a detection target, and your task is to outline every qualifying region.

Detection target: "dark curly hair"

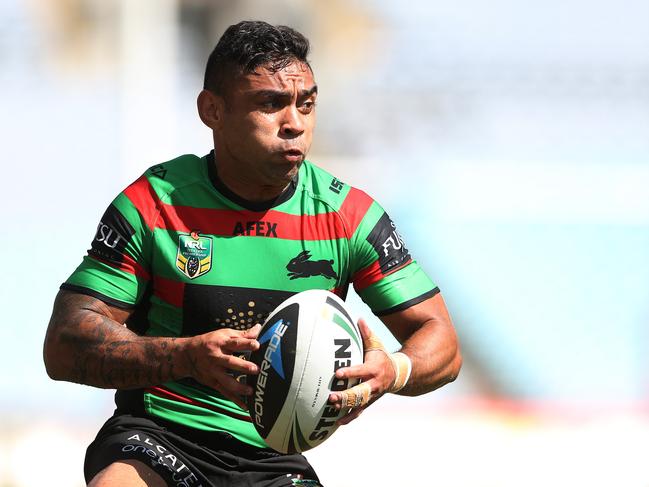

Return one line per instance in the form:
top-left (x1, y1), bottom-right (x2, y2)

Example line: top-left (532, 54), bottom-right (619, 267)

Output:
top-left (204, 21), bottom-right (311, 96)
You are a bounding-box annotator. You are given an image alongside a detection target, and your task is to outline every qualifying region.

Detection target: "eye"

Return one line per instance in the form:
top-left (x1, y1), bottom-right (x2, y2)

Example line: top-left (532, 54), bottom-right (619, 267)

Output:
top-left (299, 100), bottom-right (316, 114)
top-left (260, 99), bottom-right (282, 111)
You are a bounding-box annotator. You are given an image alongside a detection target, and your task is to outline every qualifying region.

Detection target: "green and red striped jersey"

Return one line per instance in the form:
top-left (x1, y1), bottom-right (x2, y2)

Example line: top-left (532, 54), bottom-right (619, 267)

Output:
top-left (62, 151), bottom-right (438, 448)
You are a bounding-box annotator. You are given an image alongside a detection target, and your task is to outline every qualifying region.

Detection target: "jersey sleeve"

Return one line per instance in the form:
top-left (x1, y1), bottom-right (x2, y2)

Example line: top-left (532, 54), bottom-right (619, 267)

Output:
top-left (345, 190), bottom-right (439, 316)
top-left (60, 178), bottom-right (155, 308)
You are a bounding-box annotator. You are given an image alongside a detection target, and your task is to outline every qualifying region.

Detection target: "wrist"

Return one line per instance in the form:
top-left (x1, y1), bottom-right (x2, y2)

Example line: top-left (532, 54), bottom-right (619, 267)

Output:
top-left (388, 351), bottom-right (412, 393)
top-left (173, 336), bottom-right (198, 380)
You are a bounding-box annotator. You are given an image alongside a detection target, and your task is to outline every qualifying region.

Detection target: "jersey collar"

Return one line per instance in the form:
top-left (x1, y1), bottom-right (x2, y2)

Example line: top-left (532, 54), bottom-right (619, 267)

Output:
top-left (205, 150), bottom-right (299, 212)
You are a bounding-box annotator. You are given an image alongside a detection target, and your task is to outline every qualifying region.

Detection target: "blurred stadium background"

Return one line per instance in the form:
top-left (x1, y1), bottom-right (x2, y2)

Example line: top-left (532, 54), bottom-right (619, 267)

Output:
top-left (1, 0), bottom-right (648, 485)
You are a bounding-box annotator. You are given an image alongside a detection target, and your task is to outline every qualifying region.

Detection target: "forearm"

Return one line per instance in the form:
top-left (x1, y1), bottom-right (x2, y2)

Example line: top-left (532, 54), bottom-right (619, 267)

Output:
top-left (396, 317), bottom-right (462, 396)
top-left (43, 291), bottom-right (192, 389)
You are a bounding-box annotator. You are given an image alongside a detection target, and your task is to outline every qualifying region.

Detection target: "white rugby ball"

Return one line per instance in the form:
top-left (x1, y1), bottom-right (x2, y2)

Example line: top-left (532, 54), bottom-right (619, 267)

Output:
top-left (248, 289), bottom-right (363, 453)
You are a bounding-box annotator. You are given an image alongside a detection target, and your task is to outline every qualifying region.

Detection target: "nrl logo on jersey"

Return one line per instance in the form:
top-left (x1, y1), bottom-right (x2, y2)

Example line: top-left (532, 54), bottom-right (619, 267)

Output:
top-left (176, 231), bottom-right (213, 279)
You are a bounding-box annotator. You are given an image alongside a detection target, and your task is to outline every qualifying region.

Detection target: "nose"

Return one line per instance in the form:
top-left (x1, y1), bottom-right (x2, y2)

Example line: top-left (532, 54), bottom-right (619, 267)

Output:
top-left (279, 105), bottom-right (304, 139)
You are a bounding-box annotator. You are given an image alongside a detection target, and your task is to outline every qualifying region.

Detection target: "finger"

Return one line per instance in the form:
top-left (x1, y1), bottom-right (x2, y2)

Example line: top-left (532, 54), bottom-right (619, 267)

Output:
top-left (243, 323), bottom-right (262, 339)
top-left (219, 353), bottom-right (259, 374)
top-left (221, 392), bottom-right (249, 411)
top-left (329, 379), bottom-right (378, 407)
top-left (223, 335), bottom-right (260, 353)
top-left (217, 370), bottom-right (254, 396)
top-left (357, 318), bottom-right (384, 352)
top-left (336, 382), bottom-right (372, 410)
top-left (213, 373), bottom-right (253, 410)
top-left (208, 382), bottom-right (249, 411)
top-left (334, 363), bottom-right (374, 381)
top-left (357, 317), bottom-right (371, 340)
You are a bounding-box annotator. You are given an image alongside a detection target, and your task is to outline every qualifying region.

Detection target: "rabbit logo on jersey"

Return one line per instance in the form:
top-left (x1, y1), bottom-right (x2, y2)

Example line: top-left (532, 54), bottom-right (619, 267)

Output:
top-left (176, 231), bottom-right (212, 279)
top-left (286, 250), bottom-right (338, 280)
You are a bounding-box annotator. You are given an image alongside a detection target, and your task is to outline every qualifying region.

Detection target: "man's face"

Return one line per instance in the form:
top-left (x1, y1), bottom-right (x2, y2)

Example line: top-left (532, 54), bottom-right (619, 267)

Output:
top-left (214, 61), bottom-right (317, 188)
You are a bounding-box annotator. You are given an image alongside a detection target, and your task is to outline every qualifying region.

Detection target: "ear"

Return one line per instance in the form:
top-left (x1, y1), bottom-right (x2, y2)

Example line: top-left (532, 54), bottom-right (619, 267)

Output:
top-left (197, 89), bottom-right (225, 130)
top-left (297, 250), bottom-right (311, 261)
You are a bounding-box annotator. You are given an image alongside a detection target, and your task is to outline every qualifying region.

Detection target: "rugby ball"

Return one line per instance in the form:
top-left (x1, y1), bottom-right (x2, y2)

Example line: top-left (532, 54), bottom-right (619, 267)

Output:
top-left (248, 289), bottom-right (363, 453)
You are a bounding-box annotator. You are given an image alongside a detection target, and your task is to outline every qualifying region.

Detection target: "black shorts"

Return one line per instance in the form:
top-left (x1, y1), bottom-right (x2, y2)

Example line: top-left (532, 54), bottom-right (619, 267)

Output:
top-left (84, 414), bottom-right (322, 487)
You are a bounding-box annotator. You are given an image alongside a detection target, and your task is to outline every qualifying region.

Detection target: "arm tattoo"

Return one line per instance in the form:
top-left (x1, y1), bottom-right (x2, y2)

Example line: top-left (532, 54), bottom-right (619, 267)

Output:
top-left (44, 291), bottom-right (187, 389)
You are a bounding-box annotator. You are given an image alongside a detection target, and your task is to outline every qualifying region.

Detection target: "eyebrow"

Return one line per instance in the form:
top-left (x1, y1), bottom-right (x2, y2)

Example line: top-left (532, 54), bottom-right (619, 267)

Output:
top-left (253, 86), bottom-right (318, 98)
top-left (301, 86), bottom-right (318, 97)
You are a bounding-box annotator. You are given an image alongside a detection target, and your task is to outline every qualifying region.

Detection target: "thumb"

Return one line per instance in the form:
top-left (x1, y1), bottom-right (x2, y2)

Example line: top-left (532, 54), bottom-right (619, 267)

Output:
top-left (357, 318), bottom-right (385, 353)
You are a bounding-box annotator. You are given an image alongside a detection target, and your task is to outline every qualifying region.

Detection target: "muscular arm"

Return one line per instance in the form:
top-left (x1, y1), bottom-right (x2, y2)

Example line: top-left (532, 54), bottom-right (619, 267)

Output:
top-left (43, 290), bottom-right (190, 388)
top-left (382, 292), bottom-right (462, 396)
top-left (43, 290), bottom-right (259, 407)
top-left (330, 292), bottom-right (461, 421)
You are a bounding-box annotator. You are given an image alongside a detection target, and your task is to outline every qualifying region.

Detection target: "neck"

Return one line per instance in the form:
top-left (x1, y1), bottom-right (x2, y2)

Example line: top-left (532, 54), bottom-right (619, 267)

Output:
top-left (217, 162), bottom-right (291, 202)
top-left (207, 150), bottom-right (298, 211)
top-left (212, 145), bottom-right (296, 203)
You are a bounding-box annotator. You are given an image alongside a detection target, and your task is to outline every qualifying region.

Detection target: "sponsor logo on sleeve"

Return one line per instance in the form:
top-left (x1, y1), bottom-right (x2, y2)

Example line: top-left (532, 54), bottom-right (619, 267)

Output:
top-left (329, 177), bottom-right (344, 194)
top-left (176, 231), bottom-right (213, 279)
top-left (89, 204), bottom-right (134, 265)
top-left (366, 213), bottom-right (411, 274)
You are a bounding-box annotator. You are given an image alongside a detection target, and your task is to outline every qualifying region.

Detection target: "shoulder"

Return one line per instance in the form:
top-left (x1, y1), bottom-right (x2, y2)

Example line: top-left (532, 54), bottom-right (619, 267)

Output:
top-left (121, 154), bottom-right (205, 202)
top-left (299, 160), bottom-right (381, 239)
top-left (299, 160), bottom-right (375, 216)
top-left (141, 154), bottom-right (206, 197)
top-left (115, 154), bottom-right (206, 225)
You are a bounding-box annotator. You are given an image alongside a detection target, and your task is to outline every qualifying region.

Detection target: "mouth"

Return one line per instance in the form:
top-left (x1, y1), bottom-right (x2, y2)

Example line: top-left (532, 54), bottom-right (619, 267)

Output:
top-left (280, 149), bottom-right (304, 163)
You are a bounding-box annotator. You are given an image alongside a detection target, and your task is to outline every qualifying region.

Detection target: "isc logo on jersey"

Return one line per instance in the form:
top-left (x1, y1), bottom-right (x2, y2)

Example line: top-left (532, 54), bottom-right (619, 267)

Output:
top-left (248, 290), bottom-right (363, 454)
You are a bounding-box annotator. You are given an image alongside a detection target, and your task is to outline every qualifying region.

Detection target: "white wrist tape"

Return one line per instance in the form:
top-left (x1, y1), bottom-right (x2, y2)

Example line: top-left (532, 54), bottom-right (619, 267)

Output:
top-left (387, 352), bottom-right (412, 392)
